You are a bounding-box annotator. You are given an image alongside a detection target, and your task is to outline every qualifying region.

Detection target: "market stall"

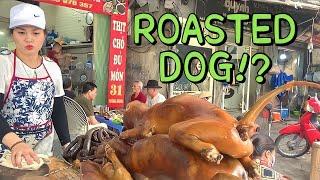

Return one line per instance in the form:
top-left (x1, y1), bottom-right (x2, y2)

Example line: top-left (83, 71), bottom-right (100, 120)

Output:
top-left (0, 0), bottom-right (128, 179)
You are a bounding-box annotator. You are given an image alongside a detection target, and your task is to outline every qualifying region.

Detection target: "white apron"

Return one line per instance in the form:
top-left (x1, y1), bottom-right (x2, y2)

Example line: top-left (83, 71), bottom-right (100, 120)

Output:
top-left (1, 51), bottom-right (55, 156)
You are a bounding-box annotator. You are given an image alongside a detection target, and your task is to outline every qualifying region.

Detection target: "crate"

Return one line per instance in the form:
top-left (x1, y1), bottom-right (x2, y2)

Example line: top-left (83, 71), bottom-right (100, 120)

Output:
top-left (103, 119), bottom-right (124, 135)
top-left (95, 115), bottom-right (124, 134)
top-left (273, 108), bottom-right (289, 121)
top-left (272, 112), bottom-right (281, 122)
top-left (280, 108), bottom-right (289, 119)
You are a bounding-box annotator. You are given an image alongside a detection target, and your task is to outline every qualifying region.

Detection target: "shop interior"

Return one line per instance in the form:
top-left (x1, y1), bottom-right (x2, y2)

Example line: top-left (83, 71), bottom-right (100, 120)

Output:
top-left (0, 0), bottom-right (94, 95)
top-left (264, 46), bottom-right (306, 121)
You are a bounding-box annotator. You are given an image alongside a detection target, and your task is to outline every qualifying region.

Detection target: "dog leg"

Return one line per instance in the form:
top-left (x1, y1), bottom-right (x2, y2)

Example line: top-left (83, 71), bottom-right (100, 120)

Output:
top-left (169, 131), bottom-right (223, 164)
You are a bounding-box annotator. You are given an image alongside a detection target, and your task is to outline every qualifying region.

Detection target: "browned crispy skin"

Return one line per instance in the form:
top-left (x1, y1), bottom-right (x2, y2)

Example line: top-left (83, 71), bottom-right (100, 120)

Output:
top-left (80, 160), bottom-right (105, 180)
top-left (108, 135), bottom-right (248, 180)
top-left (101, 144), bottom-right (133, 180)
top-left (120, 81), bottom-right (320, 178)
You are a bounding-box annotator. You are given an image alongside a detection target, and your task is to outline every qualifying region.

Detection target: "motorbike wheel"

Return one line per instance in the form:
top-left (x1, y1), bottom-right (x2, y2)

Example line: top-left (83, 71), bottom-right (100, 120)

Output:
top-left (275, 134), bottom-right (310, 158)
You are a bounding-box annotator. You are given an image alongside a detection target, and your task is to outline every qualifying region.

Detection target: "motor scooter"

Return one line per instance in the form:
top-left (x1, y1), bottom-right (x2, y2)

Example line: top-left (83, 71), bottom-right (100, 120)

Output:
top-left (275, 97), bottom-right (320, 158)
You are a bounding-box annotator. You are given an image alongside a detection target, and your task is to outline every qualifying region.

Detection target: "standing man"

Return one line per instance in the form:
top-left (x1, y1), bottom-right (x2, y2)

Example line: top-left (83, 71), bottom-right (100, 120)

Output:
top-left (145, 80), bottom-right (166, 107)
top-left (130, 80), bottom-right (147, 103)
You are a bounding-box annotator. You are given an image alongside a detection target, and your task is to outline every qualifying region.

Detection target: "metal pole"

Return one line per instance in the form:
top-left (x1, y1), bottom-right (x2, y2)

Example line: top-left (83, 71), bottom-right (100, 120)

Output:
top-left (168, 50), bottom-right (174, 98)
top-left (310, 142), bottom-right (320, 180)
top-left (222, 88), bottom-right (225, 110)
top-left (245, 46), bottom-right (252, 111)
top-left (241, 46), bottom-right (246, 113)
top-left (241, 83), bottom-right (246, 113)
top-left (222, 45), bottom-right (228, 109)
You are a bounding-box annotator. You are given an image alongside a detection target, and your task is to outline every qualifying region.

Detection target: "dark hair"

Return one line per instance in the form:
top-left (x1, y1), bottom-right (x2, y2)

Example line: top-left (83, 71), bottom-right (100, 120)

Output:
top-left (63, 77), bottom-right (72, 89)
top-left (251, 134), bottom-right (275, 159)
top-left (82, 82), bottom-right (97, 94)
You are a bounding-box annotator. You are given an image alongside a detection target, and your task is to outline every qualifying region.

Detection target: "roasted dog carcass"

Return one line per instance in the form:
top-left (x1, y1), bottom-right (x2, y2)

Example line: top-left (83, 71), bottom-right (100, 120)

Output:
top-left (120, 81), bottom-right (320, 177)
top-left (103, 135), bottom-right (248, 180)
top-left (64, 125), bottom-right (247, 180)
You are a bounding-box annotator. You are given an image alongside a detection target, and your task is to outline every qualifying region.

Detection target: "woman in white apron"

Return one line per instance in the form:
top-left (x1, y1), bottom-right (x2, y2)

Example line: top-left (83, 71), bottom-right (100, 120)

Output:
top-left (0, 3), bottom-right (70, 168)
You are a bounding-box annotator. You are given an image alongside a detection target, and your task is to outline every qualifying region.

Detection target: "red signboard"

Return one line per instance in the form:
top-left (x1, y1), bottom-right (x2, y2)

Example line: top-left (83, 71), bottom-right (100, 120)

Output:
top-left (107, 1), bottom-right (128, 109)
top-left (37, 0), bottom-right (114, 15)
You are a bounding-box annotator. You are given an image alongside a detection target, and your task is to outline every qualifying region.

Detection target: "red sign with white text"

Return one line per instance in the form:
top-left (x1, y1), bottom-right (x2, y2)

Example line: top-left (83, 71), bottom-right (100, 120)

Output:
top-left (36, 0), bottom-right (122, 16)
top-left (107, 1), bottom-right (128, 109)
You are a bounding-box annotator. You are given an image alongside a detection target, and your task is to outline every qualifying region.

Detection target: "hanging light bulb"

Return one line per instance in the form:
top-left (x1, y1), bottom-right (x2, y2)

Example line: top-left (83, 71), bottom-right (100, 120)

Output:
top-left (280, 53), bottom-right (287, 60)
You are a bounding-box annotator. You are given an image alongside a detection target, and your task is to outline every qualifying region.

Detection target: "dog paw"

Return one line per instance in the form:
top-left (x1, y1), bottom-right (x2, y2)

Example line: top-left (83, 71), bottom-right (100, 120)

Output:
top-left (119, 132), bottom-right (129, 139)
top-left (104, 144), bottom-right (115, 158)
top-left (200, 148), bottom-right (224, 164)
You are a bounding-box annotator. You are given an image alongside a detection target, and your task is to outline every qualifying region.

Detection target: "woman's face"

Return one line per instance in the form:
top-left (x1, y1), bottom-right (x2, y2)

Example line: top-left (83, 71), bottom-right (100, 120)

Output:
top-left (264, 149), bottom-right (276, 167)
top-left (132, 83), bottom-right (141, 93)
top-left (12, 25), bottom-right (45, 55)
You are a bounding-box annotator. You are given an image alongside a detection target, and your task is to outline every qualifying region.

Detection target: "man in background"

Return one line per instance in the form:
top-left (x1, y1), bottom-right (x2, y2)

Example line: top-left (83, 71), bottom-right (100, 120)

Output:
top-left (145, 80), bottom-right (166, 107)
top-left (47, 37), bottom-right (63, 65)
top-left (130, 80), bottom-right (147, 103)
top-left (75, 82), bottom-right (100, 125)
top-left (63, 77), bottom-right (76, 99)
top-left (47, 37), bottom-right (74, 72)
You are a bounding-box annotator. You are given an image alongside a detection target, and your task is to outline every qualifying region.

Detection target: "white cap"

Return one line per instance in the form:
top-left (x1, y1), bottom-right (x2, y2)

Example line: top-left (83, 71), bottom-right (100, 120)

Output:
top-left (9, 3), bottom-right (46, 29)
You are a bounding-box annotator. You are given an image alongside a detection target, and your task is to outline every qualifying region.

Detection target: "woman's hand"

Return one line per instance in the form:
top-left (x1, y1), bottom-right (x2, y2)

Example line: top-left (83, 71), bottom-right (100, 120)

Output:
top-left (2, 132), bottom-right (40, 167)
top-left (11, 142), bottom-right (40, 168)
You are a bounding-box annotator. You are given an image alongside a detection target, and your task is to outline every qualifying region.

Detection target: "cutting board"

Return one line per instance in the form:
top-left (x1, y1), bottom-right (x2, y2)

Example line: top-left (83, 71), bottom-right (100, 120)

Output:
top-left (0, 164), bottom-right (49, 179)
top-left (0, 157), bottom-right (80, 180)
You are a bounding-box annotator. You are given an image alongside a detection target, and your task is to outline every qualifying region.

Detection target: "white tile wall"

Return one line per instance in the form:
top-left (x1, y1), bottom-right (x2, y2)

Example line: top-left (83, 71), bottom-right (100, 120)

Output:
top-left (53, 6), bottom-right (88, 42)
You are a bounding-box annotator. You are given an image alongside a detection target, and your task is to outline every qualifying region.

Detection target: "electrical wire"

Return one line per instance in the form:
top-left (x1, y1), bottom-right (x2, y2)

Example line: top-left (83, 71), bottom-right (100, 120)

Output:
top-left (282, 17), bottom-right (316, 31)
top-left (172, 2), bottom-right (183, 17)
top-left (296, 26), bottom-right (312, 40)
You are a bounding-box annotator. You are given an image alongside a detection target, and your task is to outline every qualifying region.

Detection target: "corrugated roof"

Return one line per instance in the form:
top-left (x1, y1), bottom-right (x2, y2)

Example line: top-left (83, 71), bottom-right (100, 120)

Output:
top-left (254, 0), bottom-right (320, 10)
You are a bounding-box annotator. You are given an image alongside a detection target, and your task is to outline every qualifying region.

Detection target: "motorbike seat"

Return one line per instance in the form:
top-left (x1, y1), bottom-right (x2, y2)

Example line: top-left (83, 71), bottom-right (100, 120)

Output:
top-left (310, 113), bottom-right (320, 131)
